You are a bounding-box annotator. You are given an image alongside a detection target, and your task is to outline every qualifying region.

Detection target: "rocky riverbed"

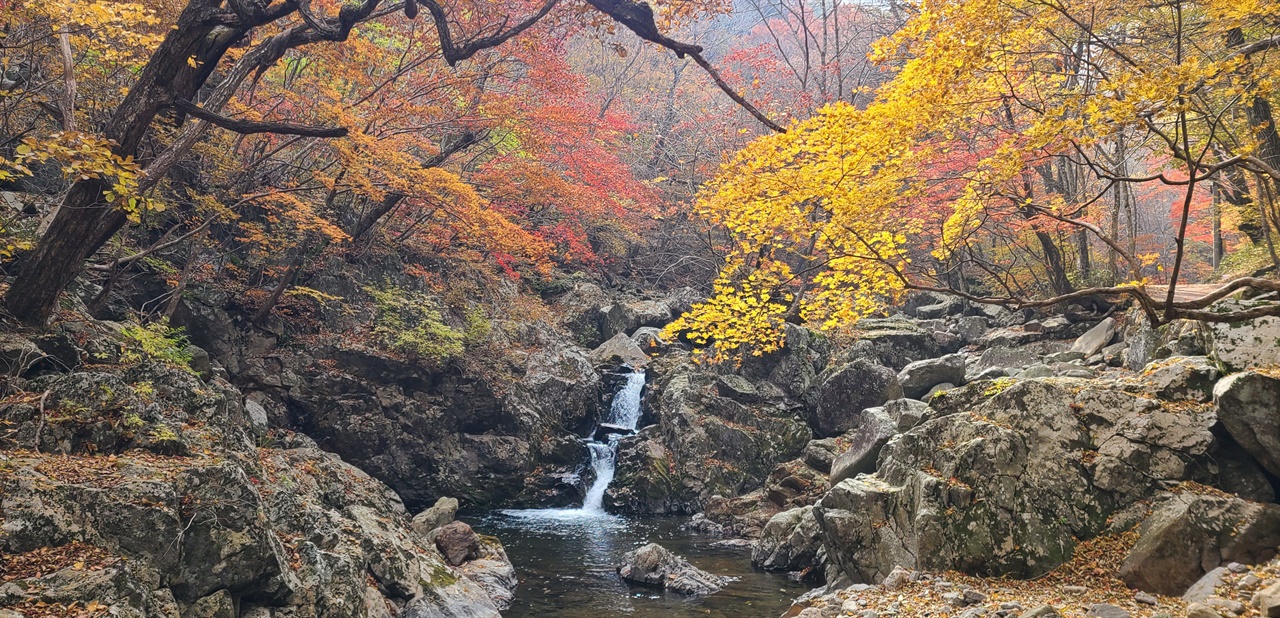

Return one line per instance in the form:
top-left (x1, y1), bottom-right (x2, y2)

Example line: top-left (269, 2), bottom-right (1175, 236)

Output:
top-left (3, 280), bottom-right (1280, 617)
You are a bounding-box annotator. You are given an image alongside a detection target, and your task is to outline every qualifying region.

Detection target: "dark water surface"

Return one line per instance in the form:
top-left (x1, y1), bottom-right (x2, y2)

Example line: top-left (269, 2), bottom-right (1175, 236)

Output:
top-left (466, 509), bottom-right (810, 618)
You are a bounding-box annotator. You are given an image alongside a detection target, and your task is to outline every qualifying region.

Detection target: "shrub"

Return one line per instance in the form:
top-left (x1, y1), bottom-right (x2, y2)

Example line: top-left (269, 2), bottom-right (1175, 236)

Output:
top-left (366, 285), bottom-right (467, 362)
top-left (119, 321), bottom-right (193, 369)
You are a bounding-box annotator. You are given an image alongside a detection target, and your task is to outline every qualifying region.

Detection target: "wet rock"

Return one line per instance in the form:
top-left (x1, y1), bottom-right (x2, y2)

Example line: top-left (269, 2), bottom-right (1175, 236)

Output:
top-left (897, 354), bottom-right (966, 400)
top-left (617, 543), bottom-right (729, 595)
top-left (753, 506), bottom-right (822, 572)
top-left (1120, 493), bottom-right (1280, 596)
top-left (810, 359), bottom-right (903, 436)
top-left (1214, 371), bottom-right (1280, 477)
top-left (435, 521), bottom-right (482, 566)
top-left (412, 497), bottom-right (460, 537)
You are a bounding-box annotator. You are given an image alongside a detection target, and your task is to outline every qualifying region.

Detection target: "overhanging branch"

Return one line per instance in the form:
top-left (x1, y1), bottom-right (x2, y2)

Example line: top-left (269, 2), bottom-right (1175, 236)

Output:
top-left (170, 98), bottom-right (348, 138)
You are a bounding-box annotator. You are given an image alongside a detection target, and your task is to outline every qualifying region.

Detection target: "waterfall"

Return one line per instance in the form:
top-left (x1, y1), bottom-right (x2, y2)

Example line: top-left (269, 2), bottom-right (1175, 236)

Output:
top-left (581, 371), bottom-right (645, 513)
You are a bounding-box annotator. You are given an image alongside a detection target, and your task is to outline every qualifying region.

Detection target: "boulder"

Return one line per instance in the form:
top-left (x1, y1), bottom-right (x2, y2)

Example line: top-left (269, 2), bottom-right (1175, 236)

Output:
top-left (897, 354), bottom-right (966, 400)
top-left (916, 295), bottom-right (967, 319)
top-left (434, 521), bottom-right (482, 566)
top-left (884, 398), bottom-right (931, 432)
top-left (1070, 318), bottom-right (1117, 356)
top-left (1214, 371), bottom-right (1280, 477)
top-left (617, 543), bottom-right (729, 595)
top-left (590, 332), bottom-right (651, 368)
top-left (716, 374), bottom-right (761, 403)
top-left (599, 303), bottom-right (641, 340)
top-left (412, 497), bottom-right (460, 537)
top-left (810, 359), bottom-right (903, 436)
top-left (1119, 492), bottom-right (1280, 596)
top-left (188, 590), bottom-right (235, 618)
top-left (1135, 356), bottom-right (1220, 402)
top-left (631, 326), bottom-right (669, 353)
top-left (828, 406), bottom-right (898, 485)
top-left (753, 506), bottom-right (822, 572)
top-left (1255, 582), bottom-right (1280, 618)
top-left (803, 438), bottom-right (841, 473)
top-left (1199, 301), bottom-right (1280, 370)
top-left (814, 379), bottom-right (1221, 584)
top-left (1182, 567), bottom-right (1229, 602)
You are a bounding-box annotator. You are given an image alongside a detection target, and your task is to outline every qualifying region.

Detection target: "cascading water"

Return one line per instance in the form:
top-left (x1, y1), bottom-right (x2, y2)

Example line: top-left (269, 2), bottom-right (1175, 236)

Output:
top-left (581, 370), bottom-right (645, 513)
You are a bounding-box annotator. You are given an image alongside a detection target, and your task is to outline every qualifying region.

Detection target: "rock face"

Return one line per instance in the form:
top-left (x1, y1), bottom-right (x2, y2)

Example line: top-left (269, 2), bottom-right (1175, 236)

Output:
top-left (1119, 493), bottom-right (1280, 596)
top-left (897, 354), bottom-right (966, 399)
top-left (814, 379), bottom-right (1224, 584)
top-left (810, 359), bottom-right (903, 436)
top-left (1214, 371), bottom-right (1280, 477)
top-left (617, 543), bottom-right (729, 595)
top-left (608, 351), bottom-right (812, 514)
top-left (0, 319), bottom-right (516, 618)
top-left (753, 506), bottom-right (822, 572)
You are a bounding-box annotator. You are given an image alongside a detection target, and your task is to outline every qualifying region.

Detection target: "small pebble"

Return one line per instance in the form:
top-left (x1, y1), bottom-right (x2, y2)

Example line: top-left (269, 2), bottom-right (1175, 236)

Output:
top-left (1227, 563), bottom-right (1248, 574)
top-left (1239, 574), bottom-right (1261, 588)
top-left (1134, 592), bottom-right (1158, 605)
top-left (1063, 585), bottom-right (1087, 594)
top-left (964, 590), bottom-right (989, 604)
top-left (1000, 602), bottom-right (1024, 611)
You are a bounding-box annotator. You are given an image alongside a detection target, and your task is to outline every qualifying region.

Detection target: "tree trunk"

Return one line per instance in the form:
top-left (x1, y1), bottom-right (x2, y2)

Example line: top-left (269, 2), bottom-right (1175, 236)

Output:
top-left (4, 0), bottom-right (238, 326)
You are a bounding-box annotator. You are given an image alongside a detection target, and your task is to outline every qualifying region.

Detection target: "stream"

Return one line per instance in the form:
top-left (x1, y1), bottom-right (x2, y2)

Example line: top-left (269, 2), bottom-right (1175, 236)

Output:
top-left (467, 369), bottom-right (809, 617)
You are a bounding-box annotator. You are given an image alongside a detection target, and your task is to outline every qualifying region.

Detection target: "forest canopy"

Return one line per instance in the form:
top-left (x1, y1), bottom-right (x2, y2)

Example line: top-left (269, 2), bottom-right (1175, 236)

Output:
top-left (0, 0), bottom-right (1278, 361)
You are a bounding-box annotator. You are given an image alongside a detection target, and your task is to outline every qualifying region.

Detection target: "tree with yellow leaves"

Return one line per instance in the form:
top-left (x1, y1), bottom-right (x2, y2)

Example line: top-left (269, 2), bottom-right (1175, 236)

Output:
top-left (668, 0), bottom-right (1280, 358)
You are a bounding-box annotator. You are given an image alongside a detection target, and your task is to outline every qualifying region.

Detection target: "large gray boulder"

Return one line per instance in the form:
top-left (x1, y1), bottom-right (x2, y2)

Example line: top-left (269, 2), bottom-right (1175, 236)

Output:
top-left (828, 406), bottom-right (898, 485)
top-left (1132, 356), bottom-right (1220, 402)
top-left (809, 359), bottom-right (903, 436)
top-left (897, 354), bottom-right (966, 399)
top-left (590, 332), bottom-right (651, 368)
top-left (1119, 492), bottom-right (1280, 596)
top-left (752, 506), bottom-right (822, 572)
top-left (813, 379), bottom-right (1221, 584)
top-left (1199, 301), bottom-right (1280, 370)
top-left (1070, 317), bottom-right (1117, 356)
top-left (412, 497), bottom-right (460, 536)
top-left (617, 543), bottom-right (729, 595)
top-left (1214, 371), bottom-right (1280, 477)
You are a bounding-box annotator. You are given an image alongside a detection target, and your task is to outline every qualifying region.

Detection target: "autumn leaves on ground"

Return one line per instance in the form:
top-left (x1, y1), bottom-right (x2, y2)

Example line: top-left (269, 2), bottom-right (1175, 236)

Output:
top-left (2, 0), bottom-right (1280, 616)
